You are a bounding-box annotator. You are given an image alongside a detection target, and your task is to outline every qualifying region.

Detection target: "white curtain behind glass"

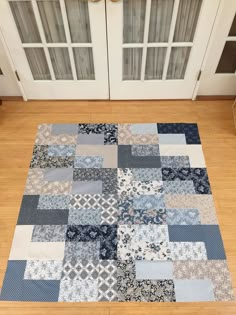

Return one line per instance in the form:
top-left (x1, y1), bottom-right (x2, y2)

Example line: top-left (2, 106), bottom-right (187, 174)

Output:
top-left (65, 0), bottom-right (91, 43)
top-left (123, 0), bottom-right (146, 43)
top-left (49, 48), bottom-right (73, 80)
top-left (167, 47), bottom-right (191, 79)
top-left (148, 0), bottom-right (174, 43)
top-left (9, 1), bottom-right (41, 43)
top-left (145, 48), bottom-right (167, 80)
top-left (73, 48), bottom-right (95, 80)
top-left (174, 0), bottom-right (202, 42)
top-left (24, 48), bottom-right (51, 80)
top-left (37, 0), bottom-right (66, 43)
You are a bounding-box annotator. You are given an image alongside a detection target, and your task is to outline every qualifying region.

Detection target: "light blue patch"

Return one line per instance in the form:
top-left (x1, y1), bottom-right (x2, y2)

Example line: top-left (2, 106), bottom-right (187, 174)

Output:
top-left (174, 279), bottom-right (215, 302)
top-left (166, 209), bottom-right (201, 225)
top-left (130, 123), bottom-right (157, 135)
top-left (48, 145), bottom-right (76, 157)
top-left (158, 133), bottom-right (186, 144)
top-left (68, 208), bottom-right (101, 225)
top-left (163, 180), bottom-right (195, 194)
top-left (74, 156), bottom-right (103, 168)
top-left (136, 261), bottom-right (173, 280)
top-left (72, 181), bottom-right (103, 194)
top-left (132, 168), bottom-right (162, 181)
top-left (161, 156), bottom-right (190, 168)
top-left (44, 168), bottom-right (73, 181)
top-left (133, 195), bottom-right (165, 209)
top-left (37, 195), bottom-right (70, 209)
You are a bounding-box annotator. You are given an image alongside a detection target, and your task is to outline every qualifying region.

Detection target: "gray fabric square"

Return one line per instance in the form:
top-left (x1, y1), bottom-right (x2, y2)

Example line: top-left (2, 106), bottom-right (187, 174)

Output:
top-left (174, 279), bottom-right (215, 302)
top-left (37, 195), bottom-right (70, 209)
top-left (77, 134), bottom-right (104, 145)
top-left (32, 225), bottom-right (67, 242)
top-left (51, 124), bottom-right (78, 135)
top-left (68, 209), bottom-right (101, 225)
top-left (118, 145), bottom-right (161, 168)
top-left (72, 181), bottom-right (103, 194)
top-left (136, 261), bottom-right (173, 280)
top-left (65, 242), bottom-right (100, 260)
top-left (44, 168), bottom-right (73, 181)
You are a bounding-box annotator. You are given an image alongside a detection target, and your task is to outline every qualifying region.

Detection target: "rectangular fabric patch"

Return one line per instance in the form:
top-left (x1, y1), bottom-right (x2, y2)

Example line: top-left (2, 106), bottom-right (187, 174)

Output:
top-left (0, 123), bottom-right (234, 302)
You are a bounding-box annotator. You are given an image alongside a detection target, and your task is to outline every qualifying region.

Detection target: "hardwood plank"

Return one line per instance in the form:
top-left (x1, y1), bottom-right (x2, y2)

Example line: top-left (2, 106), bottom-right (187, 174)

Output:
top-left (0, 99), bottom-right (235, 314)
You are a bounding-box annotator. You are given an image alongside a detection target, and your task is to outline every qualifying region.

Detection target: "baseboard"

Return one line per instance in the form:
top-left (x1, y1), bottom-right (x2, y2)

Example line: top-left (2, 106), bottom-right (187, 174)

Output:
top-left (0, 96), bottom-right (23, 101)
top-left (197, 95), bottom-right (236, 101)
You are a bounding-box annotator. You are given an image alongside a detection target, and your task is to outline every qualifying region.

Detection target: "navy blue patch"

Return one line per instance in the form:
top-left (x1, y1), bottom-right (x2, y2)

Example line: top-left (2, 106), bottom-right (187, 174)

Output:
top-left (118, 145), bottom-right (161, 168)
top-left (157, 123), bottom-right (201, 144)
top-left (66, 225), bottom-right (117, 260)
top-left (17, 195), bottom-right (69, 225)
top-left (161, 168), bottom-right (211, 194)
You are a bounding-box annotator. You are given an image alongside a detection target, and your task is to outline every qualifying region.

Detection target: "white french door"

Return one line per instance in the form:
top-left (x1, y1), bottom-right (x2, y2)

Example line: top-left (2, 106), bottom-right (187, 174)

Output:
top-left (198, 0), bottom-right (236, 96)
top-left (107, 0), bottom-right (220, 99)
top-left (0, 0), bottom-right (109, 99)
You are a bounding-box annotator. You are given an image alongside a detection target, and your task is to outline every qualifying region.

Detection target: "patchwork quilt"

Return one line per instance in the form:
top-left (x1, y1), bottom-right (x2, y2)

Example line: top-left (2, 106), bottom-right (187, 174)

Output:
top-left (0, 123), bottom-right (234, 302)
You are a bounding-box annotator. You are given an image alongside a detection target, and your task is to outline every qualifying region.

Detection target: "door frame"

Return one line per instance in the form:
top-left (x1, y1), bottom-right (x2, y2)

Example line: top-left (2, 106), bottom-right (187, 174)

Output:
top-left (195, 0), bottom-right (236, 98)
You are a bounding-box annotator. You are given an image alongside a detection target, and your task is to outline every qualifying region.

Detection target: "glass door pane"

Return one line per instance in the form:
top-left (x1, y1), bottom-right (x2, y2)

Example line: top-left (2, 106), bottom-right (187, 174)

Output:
top-left (123, 48), bottom-right (143, 80)
top-left (173, 0), bottom-right (202, 42)
top-left (145, 47), bottom-right (167, 79)
top-left (24, 48), bottom-right (51, 80)
top-left (49, 48), bottom-right (73, 80)
top-left (167, 47), bottom-right (191, 79)
top-left (9, 1), bottom-right (41, 43)
top-left (123, 0), bottom-right (146, 43)
top-left (37, 0), bottom-right (66, 43)
top-left (73, 48), bottom-right (95, 80)
top-left (148, 0), bottom-right (174, 43)
top-left (65, 0), bottom-right (92, 43)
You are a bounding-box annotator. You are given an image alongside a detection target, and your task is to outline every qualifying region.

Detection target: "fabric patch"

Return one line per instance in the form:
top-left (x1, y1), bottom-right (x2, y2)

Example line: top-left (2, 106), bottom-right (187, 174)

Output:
top-left (32, 225), bottom-right (67, 242)
top-left (135, 261), bottom-right (173, 280)
top-left (58, 279), bottom-right (98, 301)
top-left (160, 156), bottom-right (190, 168)
top-left (166, 209), bottom-right (201, 225)
top-left (74, 156), bottom-right (103, 168)
top-left (174, 279), bottom-right (215, 302)
top-left (37, 195), bottom-right (70, 210)
top-left (72, 181), bottom-right (103, 194)
top-left (48, 145), bottom-right (76, 157)
top-left (68, 209), bottom-right (101, 225)
top-left (24, 260), bottom-right (63, 280)
top-left (131, 145), bottom-right (160, 156)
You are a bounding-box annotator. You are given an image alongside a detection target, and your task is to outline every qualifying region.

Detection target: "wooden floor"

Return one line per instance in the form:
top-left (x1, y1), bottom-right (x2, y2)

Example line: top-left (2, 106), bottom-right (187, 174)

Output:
top-left (0, 99), bottom-right (236, 314)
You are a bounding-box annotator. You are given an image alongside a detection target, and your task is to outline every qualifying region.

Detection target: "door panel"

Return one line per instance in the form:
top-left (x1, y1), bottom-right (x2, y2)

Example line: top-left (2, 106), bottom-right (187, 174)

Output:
top-left (107, 0), bottom-right (220, 99)
top-left (0, 0), bottom-right (109, 99)
top-left (198, 0), bottom-right (236, 96)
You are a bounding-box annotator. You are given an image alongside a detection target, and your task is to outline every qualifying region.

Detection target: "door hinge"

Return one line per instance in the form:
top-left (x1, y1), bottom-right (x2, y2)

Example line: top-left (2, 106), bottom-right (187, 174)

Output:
top-left (197, 70), bottom-right (202, 81)
top-left (15, 70), bottom-right (20, 82)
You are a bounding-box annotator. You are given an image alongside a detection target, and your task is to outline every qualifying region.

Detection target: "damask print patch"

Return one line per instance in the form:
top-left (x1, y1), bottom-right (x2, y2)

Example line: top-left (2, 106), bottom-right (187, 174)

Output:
top-left (0, 123), bottom-right (234, 302)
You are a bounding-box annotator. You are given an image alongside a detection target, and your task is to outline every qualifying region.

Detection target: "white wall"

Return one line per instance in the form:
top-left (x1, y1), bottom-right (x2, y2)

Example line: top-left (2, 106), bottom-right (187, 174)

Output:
top-left (0, 35), bottom-right (21, 97)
